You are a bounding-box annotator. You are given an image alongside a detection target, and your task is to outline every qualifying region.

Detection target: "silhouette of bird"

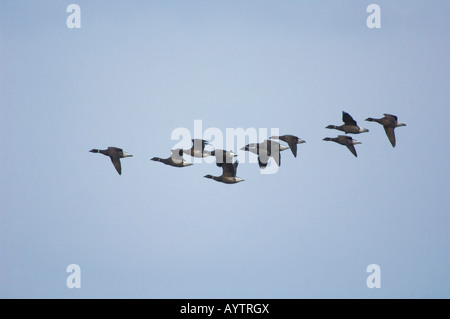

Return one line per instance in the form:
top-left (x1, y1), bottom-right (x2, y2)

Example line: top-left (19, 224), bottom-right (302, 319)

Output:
top-left (204, 160), bottom-right (244, 184)
top-left (365, 113), bottom-right (406, 147)
top-left (89, 147), bottom-right (133, 175)
top-left (241, 140), bottom-right (289, 168)
top-left (183, 139), bottom-right (211, 157)
top-left (326, 111), bottom-right (369, 134)
top-left (151, 148), bottom-right (193, 167)
top-left (323, 135), bottom-right (361, 157)
top-left (269, 134), bottom-right (305, 157)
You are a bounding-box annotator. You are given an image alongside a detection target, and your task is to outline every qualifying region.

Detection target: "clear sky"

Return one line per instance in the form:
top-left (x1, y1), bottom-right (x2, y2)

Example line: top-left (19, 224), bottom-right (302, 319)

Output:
top-left (0, 1), bottom-right (449, 298)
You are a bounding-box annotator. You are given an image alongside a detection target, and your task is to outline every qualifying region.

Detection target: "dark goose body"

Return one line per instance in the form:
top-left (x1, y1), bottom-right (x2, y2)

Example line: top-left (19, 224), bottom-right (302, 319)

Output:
top-left (323, 135), bottom-right (361, 157)
top-left (204, 160), bottom-right (244, 184)
top-left (151, 148), bottom-right (193, 167)
top-left (326, 111), bottom-right (369, 134)
top-left (269, 134), bottom-right (305, 157)
top-left (365, 113), bottom-right (406, 147)
top-left (89, 146), bottom-right (133, 175)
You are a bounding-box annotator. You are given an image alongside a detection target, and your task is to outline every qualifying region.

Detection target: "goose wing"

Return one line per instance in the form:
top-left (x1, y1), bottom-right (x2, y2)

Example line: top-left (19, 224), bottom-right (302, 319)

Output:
top-left (258, 153), bottom-right (270, 168)
top-left (284, 136), bottom-right (298, 157)
top-left (276, 135), bottom-right (298, 157)
top-left (342, 111), bottom-right (357, 126)
top-left (384, 126), bottom-right (396, 147)
top-left (222, 162), bottom-right (237, 178)
top-left (232, 161), bottom-right (239, 176)
top-left (345, 144), bottom-right (358, 157)
top-left (265, 140), bottom-right (281, 166)
top-left (110, 154), bottom-right (122, 175)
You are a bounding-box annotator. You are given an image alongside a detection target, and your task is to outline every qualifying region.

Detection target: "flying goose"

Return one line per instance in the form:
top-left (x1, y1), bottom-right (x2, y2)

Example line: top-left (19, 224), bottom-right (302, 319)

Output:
top-left (211, 149), bottom-right (237, 167)
top-left (326, 111), bottom-right (369, 134)
top-left (323, 135), bottom-right (361, 157)
top-left (269, 134), bottom-right (305, 157)
top-left (89, 147), bottom-right (133, 175)
top-left (365, 114), bottom-right (406, 147)
top-left (151, 148), bottom-right (193, 168)
top-left (183, 139), bottom-right (211, 158)
top-left (241, 140), bottom-right (289, 168)
top-left (204, 160), bottom-right (244, 184)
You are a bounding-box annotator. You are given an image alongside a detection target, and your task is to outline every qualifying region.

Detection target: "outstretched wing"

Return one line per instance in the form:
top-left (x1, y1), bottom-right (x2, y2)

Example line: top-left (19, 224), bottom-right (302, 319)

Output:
top-left (232, 161), bottom-right (239, 176)
top-left (342, 111), bottom-right (357, 126)
top-left (287, 139), bottom-right (297, 158)
top-left (110, 155), bottom-right (122, 175)
top-left (222, 162), bottom-right (236, 178)
top-left (266, 140), bottom-right (281, 166)
top-left (345, 144), bottom-right (358, 157)
top-left (277, 135), bottom-right (297, 157)
top-left (384, 126), bottom-right (396, 147)
top-left (258, 153), bottom-right (270, 169)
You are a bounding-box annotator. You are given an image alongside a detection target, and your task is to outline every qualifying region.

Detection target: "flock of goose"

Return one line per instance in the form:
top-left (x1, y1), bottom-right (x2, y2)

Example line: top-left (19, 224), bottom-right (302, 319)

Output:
top-left (89, 112), bottom-right (406, 184)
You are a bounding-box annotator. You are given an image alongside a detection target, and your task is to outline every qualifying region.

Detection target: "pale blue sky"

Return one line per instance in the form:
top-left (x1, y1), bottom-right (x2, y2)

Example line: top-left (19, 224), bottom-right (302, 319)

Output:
top-left (1, 1), bottom-right (449, 298)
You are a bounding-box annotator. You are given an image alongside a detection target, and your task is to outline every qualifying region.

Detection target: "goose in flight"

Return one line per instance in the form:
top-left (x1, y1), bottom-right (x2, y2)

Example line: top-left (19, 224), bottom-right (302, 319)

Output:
top-left (323, 135), bottom-right (361, 157)
top-left (89, 147), bottom-right (133, 175)
top-left (365, 114), bottom-right (406, 147)
top-left (241, 140), bottom-right (289, 168)
top-left (269, 134), bottom-right (305, 157)
top-left (151, 148), bottom-right (193, 167)
top-left (204, 160), bottom-right (244, 184)
top-left (326, 111), bottom-right (369, 134)
top-left (183, 139), bottom-right (211, 158)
